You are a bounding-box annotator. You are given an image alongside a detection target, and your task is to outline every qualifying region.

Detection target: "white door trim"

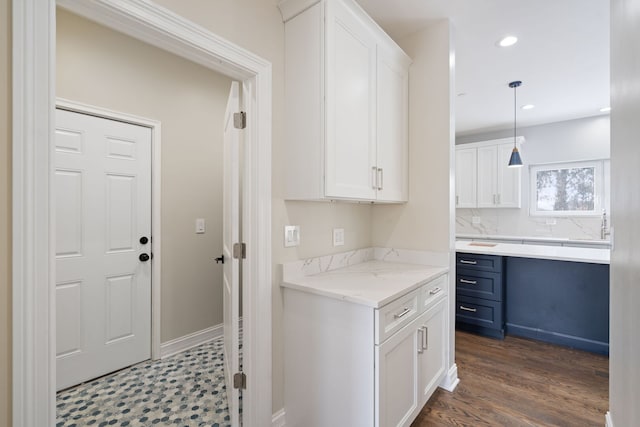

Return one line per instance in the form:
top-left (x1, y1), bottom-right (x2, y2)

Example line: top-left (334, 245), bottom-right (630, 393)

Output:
top-left (12, 1), bottom-right (273, 426)
top-left (55, 98), bottom-right (163, 361)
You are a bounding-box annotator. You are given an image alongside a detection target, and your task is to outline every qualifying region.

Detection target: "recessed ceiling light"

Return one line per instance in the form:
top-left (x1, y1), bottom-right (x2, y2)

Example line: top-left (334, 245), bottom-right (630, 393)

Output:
top-left (600, 106), bottom-right (611, 112)
top-left (521, 104), bottom-right (535, 110)
top-left (496, 35), bottom-right (518, 47)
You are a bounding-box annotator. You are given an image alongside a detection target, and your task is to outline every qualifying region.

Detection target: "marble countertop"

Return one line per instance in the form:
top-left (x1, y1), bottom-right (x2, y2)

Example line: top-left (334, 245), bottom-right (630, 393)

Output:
top-left (281, 260), bottom-right (449, 308)
top-left (456, 233), bottom-right (610, 247)
top-left (455, 240), bottom-right (610, 264)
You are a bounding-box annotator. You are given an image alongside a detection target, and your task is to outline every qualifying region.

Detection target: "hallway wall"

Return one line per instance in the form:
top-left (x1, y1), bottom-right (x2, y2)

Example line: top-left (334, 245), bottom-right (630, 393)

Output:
top-left (57, 9), bottom-right (232, 343)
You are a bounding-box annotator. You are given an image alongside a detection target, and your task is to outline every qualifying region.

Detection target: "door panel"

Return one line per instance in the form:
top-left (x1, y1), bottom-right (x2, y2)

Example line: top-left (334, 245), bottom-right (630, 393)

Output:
top-left (325, 0), bottom-right (377, 199)
top-left (477, 145), bottom-right (498, 207)
top-left (223, 82), bottom-right (241, 426)
top-left (455, 148), bottom-right (477, 208)
top-left (55, 108), bottom-right (151, 391)
top-left (497, 143), bottom-right (522, 207)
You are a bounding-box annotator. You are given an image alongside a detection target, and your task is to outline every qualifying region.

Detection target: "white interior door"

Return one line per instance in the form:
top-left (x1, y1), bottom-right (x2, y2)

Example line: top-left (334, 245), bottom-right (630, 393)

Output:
top-left (223, 82), bottom-right (241, 426)
top-left (55, 108), bottom-right (152, 391)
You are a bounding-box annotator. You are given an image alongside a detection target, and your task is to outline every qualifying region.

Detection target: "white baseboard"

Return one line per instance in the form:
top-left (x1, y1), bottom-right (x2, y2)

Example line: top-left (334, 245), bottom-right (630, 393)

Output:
top-left (272, 408), bottom-right (286, 427)
top-left (605, 411), bottom-right (613, 427)
top-left (439, 363), bottom-right (460, 392)
top-left (160, 323), bottom-right (223, 358)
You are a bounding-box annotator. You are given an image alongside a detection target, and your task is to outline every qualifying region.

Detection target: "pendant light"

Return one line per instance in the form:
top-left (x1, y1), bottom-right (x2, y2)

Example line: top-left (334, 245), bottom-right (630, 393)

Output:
top-left (508, 80), bottom-right (523, 167)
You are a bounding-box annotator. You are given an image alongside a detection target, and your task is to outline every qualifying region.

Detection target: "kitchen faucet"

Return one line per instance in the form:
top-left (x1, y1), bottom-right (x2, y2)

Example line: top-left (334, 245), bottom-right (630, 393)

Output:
top-left (601, 209), bottom-right (610, 240)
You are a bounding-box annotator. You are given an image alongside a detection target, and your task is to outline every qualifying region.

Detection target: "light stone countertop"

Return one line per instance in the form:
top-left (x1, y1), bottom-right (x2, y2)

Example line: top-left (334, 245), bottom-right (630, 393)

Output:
top-left (281, 260), bottom-right (449, 308)
top-left (455, 240), bottom-right (610, 264)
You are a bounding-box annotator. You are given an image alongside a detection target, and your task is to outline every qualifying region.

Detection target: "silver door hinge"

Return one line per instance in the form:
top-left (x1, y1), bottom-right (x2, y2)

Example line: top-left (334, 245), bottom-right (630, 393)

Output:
top-left (233, 372), bottom-right (246, 389)
top-left (233, 242), bottom-right (246, 259)
top-left (234, 111), bottom-right (246, 129)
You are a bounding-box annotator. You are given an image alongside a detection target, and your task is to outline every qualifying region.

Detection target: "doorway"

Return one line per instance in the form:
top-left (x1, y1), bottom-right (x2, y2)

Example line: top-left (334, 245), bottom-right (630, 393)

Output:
top-left (12, 1), bottom-right (272, 426)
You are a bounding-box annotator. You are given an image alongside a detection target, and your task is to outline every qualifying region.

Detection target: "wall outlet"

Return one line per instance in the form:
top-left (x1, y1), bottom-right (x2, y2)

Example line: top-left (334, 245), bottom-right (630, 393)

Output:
top-left (333, 228), bottom-right (345, 246)
top-left (472, 216), bottom-right (481, 224)
top-left (284, 225), bottom-right (300, 247)
top-left (545, 218), bottom-right (557, 225)
top-left (195, 218), bottom-right (206, 234)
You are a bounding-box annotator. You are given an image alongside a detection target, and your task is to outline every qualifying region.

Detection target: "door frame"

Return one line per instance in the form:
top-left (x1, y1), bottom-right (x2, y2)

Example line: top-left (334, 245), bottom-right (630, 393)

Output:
top-left (55, 98), bottom-right (164, 361)
top-left (12, 1), bottom-right (273, 426)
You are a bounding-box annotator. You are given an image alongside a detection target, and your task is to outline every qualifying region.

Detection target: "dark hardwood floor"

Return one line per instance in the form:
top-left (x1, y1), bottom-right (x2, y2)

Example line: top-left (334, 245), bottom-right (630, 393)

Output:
top-left (413, 331), bottom-right (609, 427)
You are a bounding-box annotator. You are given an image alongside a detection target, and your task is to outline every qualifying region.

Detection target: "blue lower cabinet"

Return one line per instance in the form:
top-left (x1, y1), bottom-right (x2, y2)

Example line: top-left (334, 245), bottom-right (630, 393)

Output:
top-left (456, 294), bottom-right (504, 339)
top-left (455, 252), bottom-right (505, 339)
top-left (505, 257), bottom-right (610, 355)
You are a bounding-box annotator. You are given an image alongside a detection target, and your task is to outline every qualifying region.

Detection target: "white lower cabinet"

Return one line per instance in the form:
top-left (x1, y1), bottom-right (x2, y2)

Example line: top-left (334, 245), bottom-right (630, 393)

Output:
top-left (283, 274), bottom-right (448, 427)
top-left (376, 298), bottom-right (446, 427)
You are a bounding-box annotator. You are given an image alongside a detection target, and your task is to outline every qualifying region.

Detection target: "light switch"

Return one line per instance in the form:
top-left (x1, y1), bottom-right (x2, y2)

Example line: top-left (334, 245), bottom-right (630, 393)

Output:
top-left (284, 225), bottom-right (300, 247)
top-left (196, 218), bottom-right (206, 234)
top-left (333, 228), bottom-right (345, 246)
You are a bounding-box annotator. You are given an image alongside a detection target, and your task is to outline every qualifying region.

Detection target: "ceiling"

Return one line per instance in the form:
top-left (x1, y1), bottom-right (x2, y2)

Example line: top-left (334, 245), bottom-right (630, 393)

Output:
top-left (356, 0), bottom-right (610, 136)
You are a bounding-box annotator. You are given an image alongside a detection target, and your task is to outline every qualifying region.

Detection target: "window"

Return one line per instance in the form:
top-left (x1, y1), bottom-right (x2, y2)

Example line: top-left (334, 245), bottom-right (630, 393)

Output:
top-left (529, 160), bottom-right (605, 216)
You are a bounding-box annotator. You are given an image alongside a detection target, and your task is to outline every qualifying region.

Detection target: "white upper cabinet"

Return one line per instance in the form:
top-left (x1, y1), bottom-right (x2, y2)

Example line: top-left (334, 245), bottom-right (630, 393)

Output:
top-left (455, 137), bottom-right (523, 209)
top-left (279, 0), bottom-right (411, 202)
top-left (455, 147), bottom-right (477, 208)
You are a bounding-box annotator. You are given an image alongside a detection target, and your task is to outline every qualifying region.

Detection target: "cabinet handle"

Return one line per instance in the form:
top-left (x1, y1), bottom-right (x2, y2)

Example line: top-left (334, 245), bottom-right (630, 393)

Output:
top-left (459, 259), bottom-right (477, 265)
top-left (493, 194), bottom-right (497, 204)
top-left (421, 326), bottom-right (428, 350)
top-left (456, 195), bottom-right (459, 206)
top-left (394, 307), bottom-right (412, 319)
top-left (459, 278), bottom-right (477, 285)
top-left (372, 166), bottom-right (378, 190)
top-left (417, 328), bottom-right (424, 354)
top-left (429, 287), bottom-right (442, 295)
top-left (377, 168), bottom-right (383, 190)
top-left (459, 305), bottom-right (477, 312)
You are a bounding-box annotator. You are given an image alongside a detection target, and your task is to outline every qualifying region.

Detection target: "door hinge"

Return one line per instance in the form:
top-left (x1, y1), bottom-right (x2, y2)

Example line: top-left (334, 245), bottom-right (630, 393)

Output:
top-left (233, 242), bottom-right (246, 259)
top-left (233, 111), bottom-right (246, 129)
top-left (233, 372), bottom-right (246, 389)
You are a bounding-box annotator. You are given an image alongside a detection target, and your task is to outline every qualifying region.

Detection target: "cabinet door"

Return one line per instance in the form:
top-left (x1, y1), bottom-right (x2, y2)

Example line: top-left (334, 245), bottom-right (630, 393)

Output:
top-left (455, 147), bottom-right (477, 208)
top-left (325, 0), bottom-right (377, 200)
top-left (376, 316), bottom-right (421, 427)
top-left (376, 44), bottom-right (409, 202)
top-left (417, 299), bottom-right (447, 406)
top-left (476, 145), bottom-right (498, 207)
top-left (497, 143), bottom-right (522, 207)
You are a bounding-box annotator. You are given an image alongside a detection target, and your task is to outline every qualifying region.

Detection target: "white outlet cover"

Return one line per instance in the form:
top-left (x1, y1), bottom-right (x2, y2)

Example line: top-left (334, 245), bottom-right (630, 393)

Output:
top-left (284, 225), bottom-right (300, 247)
top-left (545, 218), bottom-right (557, 225)
top-left (472, 216), bottom-right (481, 224)
top-left (333, 228), bottom-right (345, 246)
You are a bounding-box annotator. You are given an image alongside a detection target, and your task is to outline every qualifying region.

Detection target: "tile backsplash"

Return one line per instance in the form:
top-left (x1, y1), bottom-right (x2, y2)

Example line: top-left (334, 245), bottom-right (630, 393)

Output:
top-left (456, 208), bottom-right (603, 240)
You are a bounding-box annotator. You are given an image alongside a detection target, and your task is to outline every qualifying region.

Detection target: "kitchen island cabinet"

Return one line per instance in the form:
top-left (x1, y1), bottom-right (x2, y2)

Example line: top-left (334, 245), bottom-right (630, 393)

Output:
top-left (455, 241), bottom-right (610, 354)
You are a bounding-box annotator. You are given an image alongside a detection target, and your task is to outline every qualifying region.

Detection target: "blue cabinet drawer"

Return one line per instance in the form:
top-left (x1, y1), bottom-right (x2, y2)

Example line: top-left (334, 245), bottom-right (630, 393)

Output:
top-left (456, 268), bottom-right (503, 301)
top-left (456, 252), bottom-right (503, 273)
top-left (455, 294), bottom-right (503, 331)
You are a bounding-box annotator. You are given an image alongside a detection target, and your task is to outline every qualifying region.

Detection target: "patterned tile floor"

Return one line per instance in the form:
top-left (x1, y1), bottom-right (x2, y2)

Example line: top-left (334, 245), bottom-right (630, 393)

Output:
top-left (56, 338), bottom-right (231, 426)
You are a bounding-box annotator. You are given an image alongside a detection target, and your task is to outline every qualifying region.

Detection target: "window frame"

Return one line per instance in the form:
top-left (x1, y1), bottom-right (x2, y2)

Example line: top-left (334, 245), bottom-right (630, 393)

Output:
top-left (529, 160), bottom-right (605, 217)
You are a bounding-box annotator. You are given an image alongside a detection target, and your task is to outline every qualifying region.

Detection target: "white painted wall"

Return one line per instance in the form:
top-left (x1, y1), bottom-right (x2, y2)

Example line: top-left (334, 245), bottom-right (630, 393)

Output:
top-left (456, 116), bottom-right (610, 240)
top-left (609, 0), bottom-right (640, 424)
top-left (56, 10), bottom-right (232, 343)
top-left (371, 19), bottom-right (456, 384)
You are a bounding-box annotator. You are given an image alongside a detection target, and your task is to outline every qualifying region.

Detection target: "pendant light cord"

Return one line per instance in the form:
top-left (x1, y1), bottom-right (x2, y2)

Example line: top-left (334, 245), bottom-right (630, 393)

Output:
top-left (513, 83), bottom-right (517, 148)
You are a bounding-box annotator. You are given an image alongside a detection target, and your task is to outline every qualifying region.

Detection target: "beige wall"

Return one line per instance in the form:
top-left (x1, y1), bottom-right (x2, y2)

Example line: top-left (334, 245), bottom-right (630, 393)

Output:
top-left (0, 0), bottom-right (11, 424)
top-left (57, 9), bottom-right (232, 342)
top-left (610, 0), bottom-right (640, 424)
top-left (153, 0), bottom-right (374, 412)
top-left (371, 21), bottom-right (454, 254)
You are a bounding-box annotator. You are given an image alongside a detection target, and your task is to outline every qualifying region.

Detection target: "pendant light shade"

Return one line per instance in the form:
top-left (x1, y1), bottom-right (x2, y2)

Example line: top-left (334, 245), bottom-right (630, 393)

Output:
top-left (508, 80), bottom-right (523, 168)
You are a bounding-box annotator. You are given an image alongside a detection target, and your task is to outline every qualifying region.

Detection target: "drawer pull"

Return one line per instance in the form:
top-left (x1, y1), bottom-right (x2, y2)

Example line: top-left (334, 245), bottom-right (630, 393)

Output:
top-left (394, 307), bottom-right (412, 319)
top-left (429, 287), bottom-right (442, 295)
top-left (421, 326), bottom-right (428, 350)
top-left (459, 259), bottom-right (477, 265)
top-left (459, 305), bottom-right (477, 312)
top-left (459, 278), bottom-right (477, 285)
